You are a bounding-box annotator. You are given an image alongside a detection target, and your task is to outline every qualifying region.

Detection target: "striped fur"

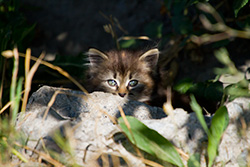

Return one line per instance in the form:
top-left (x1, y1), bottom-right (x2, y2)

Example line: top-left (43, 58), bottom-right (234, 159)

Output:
top-left (86, 48), bottom-right (159, 102)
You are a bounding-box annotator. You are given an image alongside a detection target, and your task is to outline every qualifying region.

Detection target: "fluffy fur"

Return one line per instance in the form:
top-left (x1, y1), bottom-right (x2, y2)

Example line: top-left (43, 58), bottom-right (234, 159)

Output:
top-left (86, 48), bottom-right (159, 102)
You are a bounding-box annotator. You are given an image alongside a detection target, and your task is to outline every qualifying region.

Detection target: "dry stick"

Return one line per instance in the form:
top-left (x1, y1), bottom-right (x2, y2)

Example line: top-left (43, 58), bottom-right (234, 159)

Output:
top-left (42, 90), bottom-right (62, 121)
top-left (118, 106), bottom-right (189, 165)
top-left (99, 12), bottom-right (121, 50)
top-left (18, 52), bottom-right (88, 95)
top-left (117, 106), bottom-right (143, 158)
top-left (1, 137), bottom-right (28, 163)
top-left (98, 108), bottom-right (117, 125)
top-left (0, 101), bottom-right (12, 114)
top-left (25, 48), bottom-right (31, 78)
top-left (21, 51), bottom-right (44, 112)
top-left (0, 89), bottom-right (27, 114)
top-left (117, 36), bottom-right (150, 42)
top-left (141, 158), bottom-right (165, 167)
top-left (82, 144), bottom-right (93, 163)
top-left (163, 86), bottom-right (174, 116)
top-left (41, 90), bottom-right (87, 121)
top-left (16, 144), bottom-right (66, 167)
top-left (192, 3), bottom-right (250, 45)
top-left (197, 3), bottom-right (224, 24)
top-left (191, 32), bottom-right (231, 45)
top-left (117, 107), bottom-right (169, 167)
top-left (97, 108), bottom-right (163, 167)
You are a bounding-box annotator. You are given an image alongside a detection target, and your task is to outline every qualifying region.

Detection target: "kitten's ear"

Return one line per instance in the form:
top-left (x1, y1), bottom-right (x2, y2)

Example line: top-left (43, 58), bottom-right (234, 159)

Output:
top-left (87, 48), bottom-right (109, 66)
top-left (139, 48), bottom-right (159, 68)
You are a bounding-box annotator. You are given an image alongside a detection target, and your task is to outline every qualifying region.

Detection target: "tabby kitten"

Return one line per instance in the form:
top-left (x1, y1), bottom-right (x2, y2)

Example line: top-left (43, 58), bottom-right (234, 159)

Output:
top-left (86, 48), bottom-right (159, 102)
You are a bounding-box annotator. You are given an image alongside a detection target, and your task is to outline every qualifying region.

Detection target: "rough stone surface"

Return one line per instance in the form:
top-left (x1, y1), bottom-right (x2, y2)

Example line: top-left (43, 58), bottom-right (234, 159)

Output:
top-left (15, 86), bottom-right (250, 166)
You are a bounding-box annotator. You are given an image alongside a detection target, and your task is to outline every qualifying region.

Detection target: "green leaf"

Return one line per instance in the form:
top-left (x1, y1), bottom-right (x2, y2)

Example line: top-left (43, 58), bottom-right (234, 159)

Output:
top-left (175, 79), bottom-right (223, 101)
top-left (190, 95), bottom-right (209, 135)
top-left (118, 116), bottom-right (184, 167)
top-left (214, 48), bottom-right (231, 65)
top-left (189, 81), bottom-right (224, 101)
top-left (174, 78), bottom-right (193, 94)
top-left (225, 80), bottom-right (250, 101)
top-left (119, 39), bottom-right (136, 49)
top-left (233, 0), bottom-right (249, 17)
top-left (144, 21), bottom-right (163, 38)
top-left (171, 15), bottom-right (193, 35)
top-left (214, 48), bottom-right (238, 75)
top-left (207, 106), bottom-right (229, 167)
top-left (12, 77), bottom-right (23, 124)
top-left (188, 153), bottom-right (200, 167)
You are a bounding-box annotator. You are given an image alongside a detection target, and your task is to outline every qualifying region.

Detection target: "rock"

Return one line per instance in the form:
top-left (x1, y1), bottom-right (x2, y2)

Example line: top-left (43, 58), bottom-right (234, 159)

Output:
top-left (15, 86), bottom-right (250, 166)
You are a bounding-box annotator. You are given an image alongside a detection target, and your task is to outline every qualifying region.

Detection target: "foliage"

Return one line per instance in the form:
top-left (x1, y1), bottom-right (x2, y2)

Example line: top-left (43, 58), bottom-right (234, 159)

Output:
top-left (0, 0), bottom-right (35, 52)
top-left (115, 0), bottom-right (248, 166)
top-left (0, 0), bottom-right (249, 166)
top-left (118, 116), bottom-right (184, 167)
top-left (0, 0), bottom-right (35, 108)
top-left (190, 95), bottom-right (229, 167)
top-left (174, 79), bottom-right (224, 101)
top-left (118, 102), bottom-right (229, 167)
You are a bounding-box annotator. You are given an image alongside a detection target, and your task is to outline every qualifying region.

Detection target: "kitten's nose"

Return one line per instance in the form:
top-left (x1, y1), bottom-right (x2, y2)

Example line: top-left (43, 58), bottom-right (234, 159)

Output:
top-left (118, 93), bottom-right (126, 97)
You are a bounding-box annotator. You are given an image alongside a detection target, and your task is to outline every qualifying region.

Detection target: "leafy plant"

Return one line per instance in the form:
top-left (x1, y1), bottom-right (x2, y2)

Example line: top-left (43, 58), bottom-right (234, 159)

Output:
top-left (0, 0), bottom-right (35, 52)
top-left (118, 116), bottom-right (184, 167)
top-left (0, 0), bottom-right (35, 108)
top-left (118, 99), bottom-right (229, 167)
top-left (214, 48), bottom-right (250, 101)
top-left (233, 0), bottom-right (249, 17)
top-left (190, 95), bottom-right (229, 167)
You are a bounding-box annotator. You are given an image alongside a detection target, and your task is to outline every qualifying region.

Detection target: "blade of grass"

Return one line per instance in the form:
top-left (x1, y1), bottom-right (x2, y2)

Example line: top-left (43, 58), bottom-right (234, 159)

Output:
top-left (11, 148), bottom-right (28, 163)
top-left (10, 47), bottom-right (19, 112)
top-left (0, 101), bottom-right (12, 114)
top-left (0, 58), bottom-right (6, 109)
top-left (141, 158), bottom-right (165, 167)
top-left (2, 50), bottom-right (88, 94)
top-left (207, 106), bottom-right (228, 167)
top-left (118, 116), bottom-right (184, 167)
top-left (15, 142), bottom-right (66, 167)
top-left (17, 52), bottom-right (88, 94)
top-left (188, 153), bottom-right (200, 167)
top-left (24, 48), bottom-right (31, 78)
top-left (190, 94), bottom-right (210, 135)
top-left (21, 50), bottom-right (44, 112)
top-left (1, 137), bottom-right (28, 163)
top-left (11, 77), bottom-right (23, 125)
top-left (118, 106), bottom-right (142, 157)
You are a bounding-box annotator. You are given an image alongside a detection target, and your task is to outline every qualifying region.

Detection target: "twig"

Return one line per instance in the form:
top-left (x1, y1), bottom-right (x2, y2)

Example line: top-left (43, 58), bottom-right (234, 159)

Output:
top-left (118, 106), bottom-right (143, 158)
top-left (18, 52), bottom-right (88, 95)
top-left (191, 3), bottom-right (250, 45)
top-left (21, 50), bottom-right (44, 112)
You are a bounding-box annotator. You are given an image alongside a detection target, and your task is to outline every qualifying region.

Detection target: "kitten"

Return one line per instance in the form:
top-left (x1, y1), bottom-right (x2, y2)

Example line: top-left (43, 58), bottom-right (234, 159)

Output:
top-left (86, 48), bottom-right (160, 103)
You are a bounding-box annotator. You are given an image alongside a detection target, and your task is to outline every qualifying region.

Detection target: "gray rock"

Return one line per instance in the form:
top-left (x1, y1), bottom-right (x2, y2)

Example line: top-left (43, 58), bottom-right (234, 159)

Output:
top-left (15, 86), bottom-right (250, 166)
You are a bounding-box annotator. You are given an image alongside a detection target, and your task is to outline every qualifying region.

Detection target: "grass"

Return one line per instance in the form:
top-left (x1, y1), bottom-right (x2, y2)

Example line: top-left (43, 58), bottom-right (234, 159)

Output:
top-left (0, 48), bottom-right (89, 166)
top-left (0, 47), bottom-right (227, 167)
top-left (0, 1), bottom-right (250, 166)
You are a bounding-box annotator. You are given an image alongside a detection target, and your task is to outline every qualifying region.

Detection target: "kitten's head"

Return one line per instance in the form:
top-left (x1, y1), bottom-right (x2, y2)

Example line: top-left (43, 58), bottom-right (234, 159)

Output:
top-left (86, 48), bottom-right (159, 102)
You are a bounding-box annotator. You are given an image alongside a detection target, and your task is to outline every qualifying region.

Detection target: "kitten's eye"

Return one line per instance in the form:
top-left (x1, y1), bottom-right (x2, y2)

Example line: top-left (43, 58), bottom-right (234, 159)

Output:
top-left (107, 79), bottom-right (117, 87)
top-left (128, 80), bottom-right (138, 87)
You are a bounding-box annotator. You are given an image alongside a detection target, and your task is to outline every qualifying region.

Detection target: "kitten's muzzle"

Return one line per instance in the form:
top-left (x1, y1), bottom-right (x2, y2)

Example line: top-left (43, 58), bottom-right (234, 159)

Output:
top-left (118, 93), bottom-right (126, 97)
